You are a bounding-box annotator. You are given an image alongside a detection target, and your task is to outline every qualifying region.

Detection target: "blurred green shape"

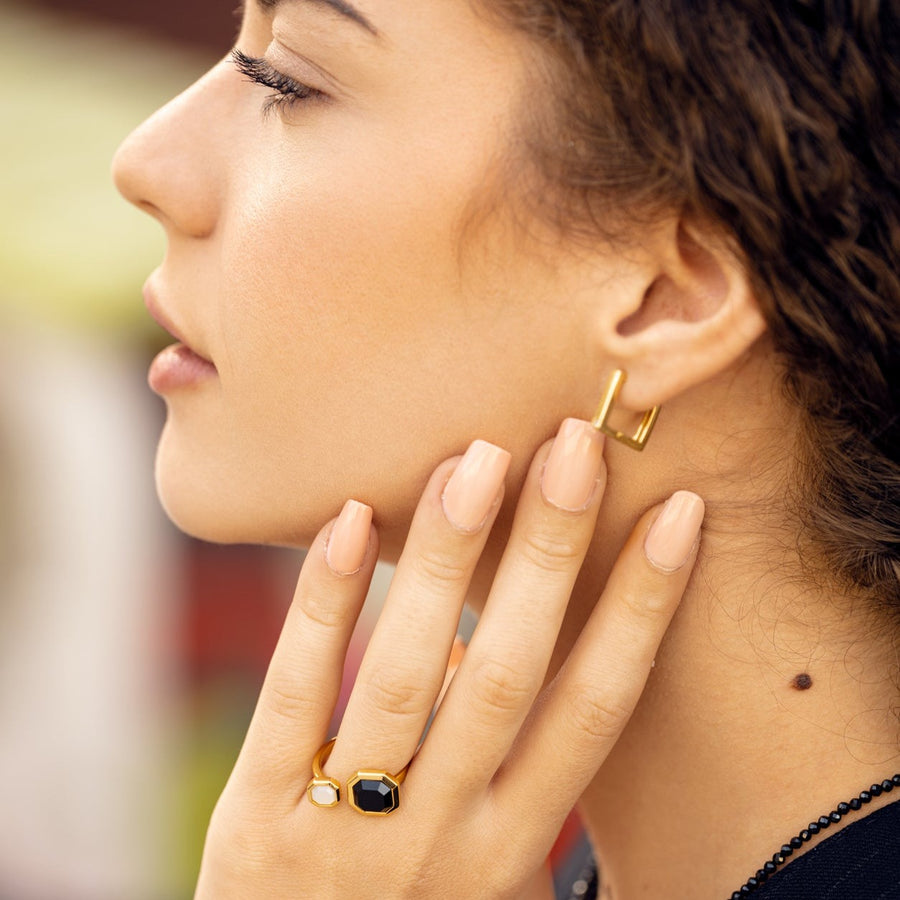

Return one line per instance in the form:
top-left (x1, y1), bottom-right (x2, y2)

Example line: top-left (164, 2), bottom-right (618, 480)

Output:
top-left (0, 2), bottom-right (218, 335)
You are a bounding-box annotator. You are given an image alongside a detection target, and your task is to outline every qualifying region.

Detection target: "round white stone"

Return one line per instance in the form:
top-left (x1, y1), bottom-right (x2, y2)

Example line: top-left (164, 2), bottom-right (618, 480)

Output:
top-left (311, 783), bottom-right (338, 806)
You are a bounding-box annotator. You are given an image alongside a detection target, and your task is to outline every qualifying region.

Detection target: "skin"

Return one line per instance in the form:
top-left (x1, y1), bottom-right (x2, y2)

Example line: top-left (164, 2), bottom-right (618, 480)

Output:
top-left (113, 0), bottom-right (900, 897)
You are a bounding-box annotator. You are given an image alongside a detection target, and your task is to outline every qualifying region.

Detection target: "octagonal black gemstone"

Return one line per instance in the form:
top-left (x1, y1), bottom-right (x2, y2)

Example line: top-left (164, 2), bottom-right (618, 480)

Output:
top-left (351, 776), bottom-right (399, 814)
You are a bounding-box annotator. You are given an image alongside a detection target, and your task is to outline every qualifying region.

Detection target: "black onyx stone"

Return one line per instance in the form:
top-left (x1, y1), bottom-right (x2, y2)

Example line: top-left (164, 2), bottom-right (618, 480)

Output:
top-left (871, 783), bottom-right (883, 797)
top-left (789, 836), bottom-right (803, 849)
top-left (860, 791), bottom-right (872, 803)
top-left (350, 776), bottom-right (399, 814)
top-left (780, 845), bottom-right (793, 857)
top-left (818, 816), bottom-right (831, 828)
top-left (829, 811), bottom-right (842, 823)
top-left (882, 780), bottom-right (894, 792)
top-left (763, 862), bottom-right (777, 875)
top-left (849, 798), bottom-right (862, 811)
top-left (808, 822), bottom-right (820, 835)
top-left (893, 775), bottom-right (900, 786)
top-left (799, 829), bottom-right (812, 842)
top-left (837, 802), bottom-right (850, 815)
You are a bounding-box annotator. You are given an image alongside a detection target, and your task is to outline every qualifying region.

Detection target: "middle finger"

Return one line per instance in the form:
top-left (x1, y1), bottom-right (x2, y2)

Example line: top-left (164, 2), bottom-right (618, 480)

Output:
top-left (422, 418), bottom-right (606, 785)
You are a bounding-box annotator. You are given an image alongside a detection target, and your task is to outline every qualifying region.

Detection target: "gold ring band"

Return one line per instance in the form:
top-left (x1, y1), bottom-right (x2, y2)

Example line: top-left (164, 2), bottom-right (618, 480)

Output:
top-left (306, 737), bottom-right (341, 808)
top-left (307, 737), bottom-right (411, 816)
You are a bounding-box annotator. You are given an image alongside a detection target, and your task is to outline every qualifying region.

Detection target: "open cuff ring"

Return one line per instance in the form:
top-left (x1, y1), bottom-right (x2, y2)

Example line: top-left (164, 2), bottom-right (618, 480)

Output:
top-left (307, 738), bottom-right (342, 808)
top-left (307, 737), bottom-right (410, 816)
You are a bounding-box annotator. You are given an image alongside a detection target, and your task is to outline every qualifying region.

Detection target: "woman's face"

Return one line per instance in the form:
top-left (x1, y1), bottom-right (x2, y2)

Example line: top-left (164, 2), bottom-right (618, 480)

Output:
top-left (114, 0), bottom-right (620, 552)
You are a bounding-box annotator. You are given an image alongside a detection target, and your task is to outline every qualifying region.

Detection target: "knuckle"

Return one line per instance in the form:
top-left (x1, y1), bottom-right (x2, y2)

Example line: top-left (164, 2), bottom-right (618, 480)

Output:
top-left (565, 684), bottom-right (634, 742)
top-left (366, 667), bottom-right (434, 718)
top-left (411, 544), bottom-right (472, 589)
top-left (295, 588), bottom-right (353, 632)
top-left (618, 582), bottom-right (672, 623)
top-left (264, 683), bottom-right (322, 727)
top-left (469, 656), bottom-right (533, 715)
top-left (519, 526), bottom-right (583, 573)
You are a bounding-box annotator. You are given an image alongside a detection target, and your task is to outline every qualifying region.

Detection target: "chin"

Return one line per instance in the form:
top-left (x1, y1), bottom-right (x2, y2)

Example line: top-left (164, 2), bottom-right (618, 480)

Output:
top-left (153, 433), bottom-right (328, 549)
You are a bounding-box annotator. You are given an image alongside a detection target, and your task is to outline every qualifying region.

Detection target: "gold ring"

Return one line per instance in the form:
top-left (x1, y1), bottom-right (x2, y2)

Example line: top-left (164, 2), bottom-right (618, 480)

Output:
top-left (306, 738), bottom-right (341, 808)
top-left (348, 761), bottom-right (409, 816)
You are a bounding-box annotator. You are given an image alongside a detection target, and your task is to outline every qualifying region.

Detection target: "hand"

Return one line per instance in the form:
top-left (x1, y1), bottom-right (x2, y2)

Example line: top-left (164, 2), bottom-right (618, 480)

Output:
top-left (194, 419), bottom-right (705, 899)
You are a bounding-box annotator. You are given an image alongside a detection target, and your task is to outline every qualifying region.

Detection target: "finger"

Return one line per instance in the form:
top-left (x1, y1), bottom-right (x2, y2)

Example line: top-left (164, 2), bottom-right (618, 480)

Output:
top-left (328, 440), bottom-right (510, 781)
top-left (422, 419), bottom-right (606, 786)
top-left (232, 499), bottom-right (378, 795)
top-left (493, 491), bottom-right (704, 828)
top-left (435, 636), bottom-right (467, 712)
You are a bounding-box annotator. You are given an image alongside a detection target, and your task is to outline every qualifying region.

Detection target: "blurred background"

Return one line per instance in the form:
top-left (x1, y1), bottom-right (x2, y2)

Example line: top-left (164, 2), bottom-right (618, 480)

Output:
top-left (0, 3), bottom-right (365, 897)
top-left (0, 2), bottom-right (586, 897)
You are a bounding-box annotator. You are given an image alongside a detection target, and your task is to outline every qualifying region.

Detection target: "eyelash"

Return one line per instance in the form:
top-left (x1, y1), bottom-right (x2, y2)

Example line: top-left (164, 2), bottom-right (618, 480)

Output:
top-left (231, 49), bottom-right (325, 117)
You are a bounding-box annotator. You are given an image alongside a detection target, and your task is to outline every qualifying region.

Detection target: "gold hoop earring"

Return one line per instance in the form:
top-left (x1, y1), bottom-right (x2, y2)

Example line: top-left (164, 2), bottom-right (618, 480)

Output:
top-left (591, 369), bottom-right (660, 451)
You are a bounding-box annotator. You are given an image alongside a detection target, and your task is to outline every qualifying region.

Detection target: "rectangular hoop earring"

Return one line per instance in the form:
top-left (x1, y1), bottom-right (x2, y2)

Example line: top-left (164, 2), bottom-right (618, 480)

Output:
top-left (591, 369), bottom-right (660, 451)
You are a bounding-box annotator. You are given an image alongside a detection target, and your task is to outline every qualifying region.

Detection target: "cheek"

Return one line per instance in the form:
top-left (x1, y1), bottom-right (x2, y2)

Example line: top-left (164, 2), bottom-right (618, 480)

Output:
top-left (206, 188), bottom-right (497, 539)
top-left (160, 129), bottom-right (592, 547)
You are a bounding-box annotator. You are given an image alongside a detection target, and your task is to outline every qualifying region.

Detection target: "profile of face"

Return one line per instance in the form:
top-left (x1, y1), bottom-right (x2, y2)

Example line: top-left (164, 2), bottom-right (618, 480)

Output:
top-left (113, 0), bottom-right (627, 552)
top-left (114, 0), bottom-right (766, 556)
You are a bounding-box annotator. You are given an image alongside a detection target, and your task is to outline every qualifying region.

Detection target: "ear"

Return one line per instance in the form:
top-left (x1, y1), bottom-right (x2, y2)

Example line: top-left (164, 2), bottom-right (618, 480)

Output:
top-left (594, 218), bottom-right (768, 411)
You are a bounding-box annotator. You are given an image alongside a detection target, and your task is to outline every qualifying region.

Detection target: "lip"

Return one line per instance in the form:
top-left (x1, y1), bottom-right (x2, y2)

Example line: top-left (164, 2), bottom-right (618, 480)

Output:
top-left (143, 280), bottom-right (218, 393)
top-left (143, 281), bottom-right (214, 363)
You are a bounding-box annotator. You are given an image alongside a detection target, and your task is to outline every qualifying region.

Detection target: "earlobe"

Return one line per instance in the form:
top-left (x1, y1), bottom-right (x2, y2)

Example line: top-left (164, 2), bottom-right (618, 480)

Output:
top-left (598, 220), bottom-right (768, 411)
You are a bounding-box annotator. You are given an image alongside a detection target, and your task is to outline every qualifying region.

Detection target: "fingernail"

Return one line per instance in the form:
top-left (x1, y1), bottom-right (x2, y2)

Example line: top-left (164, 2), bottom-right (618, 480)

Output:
top-left (441, 440), bottom-right (511, 532)
top-left (541, 419), bottom-right (606, 511)
top-left (325, 500), bottom-right (373, 576)
top-left (644, 491), bottom-right (705, 572)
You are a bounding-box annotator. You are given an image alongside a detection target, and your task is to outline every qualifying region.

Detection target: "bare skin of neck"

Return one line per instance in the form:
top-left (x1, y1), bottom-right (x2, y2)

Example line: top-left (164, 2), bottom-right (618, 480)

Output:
top-left (560, 362), bottom-right (900, 899)
top-left (465, 350), bottom-right (900, 899)
top-left (575, 534), bottom-right (899, 899)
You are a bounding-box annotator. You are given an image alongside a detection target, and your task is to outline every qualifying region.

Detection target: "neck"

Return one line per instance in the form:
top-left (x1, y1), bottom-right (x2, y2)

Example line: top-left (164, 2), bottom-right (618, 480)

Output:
top-left (465, 359), bottom-right (899, 898)
top-left (573, 516), bottom-right (900, 900)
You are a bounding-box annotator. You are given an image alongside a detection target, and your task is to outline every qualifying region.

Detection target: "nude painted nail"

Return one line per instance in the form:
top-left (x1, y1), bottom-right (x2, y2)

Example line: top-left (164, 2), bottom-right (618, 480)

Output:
top-left (325, 500), bottom-right (373, 576)
top-left (644, 491), bottom-right (705, 572)
top-left (541, 419), bottom-right (606, 511)
top-left (441, 440), bottom-right (511, 532)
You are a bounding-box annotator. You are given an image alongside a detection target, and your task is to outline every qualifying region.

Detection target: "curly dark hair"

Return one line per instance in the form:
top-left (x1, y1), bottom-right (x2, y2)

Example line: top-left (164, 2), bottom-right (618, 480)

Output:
top-left (491, 0), bottom-right (900, 610)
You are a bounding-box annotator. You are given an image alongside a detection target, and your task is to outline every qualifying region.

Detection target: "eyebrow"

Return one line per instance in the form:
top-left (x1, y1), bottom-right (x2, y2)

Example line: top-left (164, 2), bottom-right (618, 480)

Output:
top-left (255, 0), bottom-right (379, 37)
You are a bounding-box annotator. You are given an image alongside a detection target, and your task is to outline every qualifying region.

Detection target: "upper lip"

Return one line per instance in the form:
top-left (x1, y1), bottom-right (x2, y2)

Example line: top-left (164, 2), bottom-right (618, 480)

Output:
top-left (143, 280), bottom-right (214, 364)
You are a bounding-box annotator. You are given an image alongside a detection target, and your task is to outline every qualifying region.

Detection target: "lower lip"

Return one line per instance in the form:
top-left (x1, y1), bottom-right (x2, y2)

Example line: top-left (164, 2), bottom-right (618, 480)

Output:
top-left (149, 344), bottom-right (218, 393)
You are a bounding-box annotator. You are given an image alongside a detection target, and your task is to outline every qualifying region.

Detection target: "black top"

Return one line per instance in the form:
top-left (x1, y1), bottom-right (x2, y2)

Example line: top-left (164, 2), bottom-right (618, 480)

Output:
top-left (559, 799), bottom-right (900, 900)
top-left (754, 798), bottom-right (900, 899)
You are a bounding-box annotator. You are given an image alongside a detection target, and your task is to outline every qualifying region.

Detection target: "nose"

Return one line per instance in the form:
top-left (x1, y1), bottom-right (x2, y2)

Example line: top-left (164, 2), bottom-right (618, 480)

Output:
top-left (112, 61), bottom-right (233, 239)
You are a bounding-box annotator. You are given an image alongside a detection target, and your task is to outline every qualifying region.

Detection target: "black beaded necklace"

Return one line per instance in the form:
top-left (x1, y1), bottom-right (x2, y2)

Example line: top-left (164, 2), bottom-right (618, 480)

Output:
top-left (565, 773), bottom-right (900, 900)
top-left (729, 773), bottom-right (900, 898)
